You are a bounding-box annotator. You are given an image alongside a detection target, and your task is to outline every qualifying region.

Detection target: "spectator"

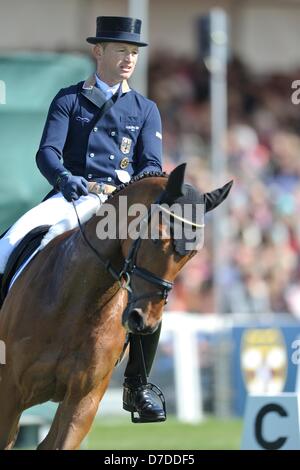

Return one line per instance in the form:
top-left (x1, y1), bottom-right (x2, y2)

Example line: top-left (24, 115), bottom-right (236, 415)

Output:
top-left (149, 54), bottom-right (300, 315)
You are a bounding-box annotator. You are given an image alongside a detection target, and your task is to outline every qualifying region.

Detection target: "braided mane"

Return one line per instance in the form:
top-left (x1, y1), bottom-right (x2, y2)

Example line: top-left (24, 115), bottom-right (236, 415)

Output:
top-left (108, 170), bottom-right (167, 199)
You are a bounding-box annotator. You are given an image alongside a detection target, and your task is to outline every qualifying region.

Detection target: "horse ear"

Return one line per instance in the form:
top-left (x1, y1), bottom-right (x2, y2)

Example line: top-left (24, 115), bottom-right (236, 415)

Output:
top-left (204, 180), bottom-right (233, 213)
top-left (164, 163), bottom-right (187, 200)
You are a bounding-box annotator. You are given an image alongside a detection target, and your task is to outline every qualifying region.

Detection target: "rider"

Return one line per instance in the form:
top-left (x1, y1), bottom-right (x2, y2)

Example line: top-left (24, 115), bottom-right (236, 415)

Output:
top-left (0, 16), bottom-right (165, 423)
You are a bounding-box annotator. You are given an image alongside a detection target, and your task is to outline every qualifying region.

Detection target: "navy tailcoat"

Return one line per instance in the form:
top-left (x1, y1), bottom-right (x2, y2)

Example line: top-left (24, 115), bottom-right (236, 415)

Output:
top-left (36, 76), bottom-right (163, 187)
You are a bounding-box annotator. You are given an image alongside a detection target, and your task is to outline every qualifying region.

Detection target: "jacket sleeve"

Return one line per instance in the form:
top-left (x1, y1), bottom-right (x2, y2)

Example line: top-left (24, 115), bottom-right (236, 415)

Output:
top-left (36, 89), bottom-right (74, 186)
top-left (133, 103), bottom-right (163, 175)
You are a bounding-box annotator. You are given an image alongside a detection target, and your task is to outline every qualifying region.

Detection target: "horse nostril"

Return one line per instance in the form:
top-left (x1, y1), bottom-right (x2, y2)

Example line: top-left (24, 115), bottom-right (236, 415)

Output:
top-left (128, 308), bottom-right (145, 333)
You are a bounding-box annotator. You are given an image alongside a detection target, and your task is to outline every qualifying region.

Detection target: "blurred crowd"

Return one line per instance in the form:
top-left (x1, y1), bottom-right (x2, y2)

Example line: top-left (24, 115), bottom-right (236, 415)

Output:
top-left (148, 53), bottom-right (300, 316)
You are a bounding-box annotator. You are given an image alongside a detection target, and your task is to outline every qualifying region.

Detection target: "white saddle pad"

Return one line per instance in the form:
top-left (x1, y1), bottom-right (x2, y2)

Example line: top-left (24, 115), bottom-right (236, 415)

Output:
top-left (8, 192), bottom-right (107, 291)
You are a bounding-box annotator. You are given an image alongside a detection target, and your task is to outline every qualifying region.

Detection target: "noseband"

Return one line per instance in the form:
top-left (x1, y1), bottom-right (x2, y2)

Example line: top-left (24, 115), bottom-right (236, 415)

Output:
top-left (119, 201), bottom-right (175, 309)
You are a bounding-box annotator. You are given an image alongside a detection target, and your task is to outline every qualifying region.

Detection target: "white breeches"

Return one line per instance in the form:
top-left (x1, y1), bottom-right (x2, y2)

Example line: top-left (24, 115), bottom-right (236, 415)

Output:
top-left (0, 192), bottom-right (107, 273)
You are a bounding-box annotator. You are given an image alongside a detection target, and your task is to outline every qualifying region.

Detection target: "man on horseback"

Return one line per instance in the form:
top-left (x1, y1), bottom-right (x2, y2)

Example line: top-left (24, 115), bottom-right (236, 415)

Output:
top-left (0, 16), bottom-right (165, 423)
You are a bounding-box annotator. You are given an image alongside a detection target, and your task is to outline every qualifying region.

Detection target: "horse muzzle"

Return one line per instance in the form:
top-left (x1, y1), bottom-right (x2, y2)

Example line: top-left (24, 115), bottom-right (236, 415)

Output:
top-left (123, 308), bottom-right (157, 335)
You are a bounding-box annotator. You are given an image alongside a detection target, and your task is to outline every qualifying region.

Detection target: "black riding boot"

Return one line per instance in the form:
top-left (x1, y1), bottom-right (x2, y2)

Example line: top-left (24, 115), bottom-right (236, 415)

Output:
top-left (123, 322), bottom-right (166, 422)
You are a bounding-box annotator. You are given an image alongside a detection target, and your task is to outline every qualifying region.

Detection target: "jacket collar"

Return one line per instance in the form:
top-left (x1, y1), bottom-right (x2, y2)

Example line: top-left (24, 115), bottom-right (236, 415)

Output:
top-left (81, 75), bottom-right (130, 108)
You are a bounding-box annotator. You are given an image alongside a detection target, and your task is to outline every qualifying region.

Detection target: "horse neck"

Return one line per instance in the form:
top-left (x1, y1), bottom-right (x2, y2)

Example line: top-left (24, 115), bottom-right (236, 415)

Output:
top-left (85, 176), bottom-right (167, 254)
top-left (61, 177), bottom-right (166, 308)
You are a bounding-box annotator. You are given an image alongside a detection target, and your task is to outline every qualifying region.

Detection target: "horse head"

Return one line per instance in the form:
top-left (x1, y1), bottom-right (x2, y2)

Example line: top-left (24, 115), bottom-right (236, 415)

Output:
top-left (121, 163), bottom-right (233, 334)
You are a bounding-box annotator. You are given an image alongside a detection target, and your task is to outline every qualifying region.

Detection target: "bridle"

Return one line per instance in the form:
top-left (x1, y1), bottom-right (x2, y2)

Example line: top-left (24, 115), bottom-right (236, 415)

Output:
top-left (119, 199), bottom-right (175, 305)
top-left (72, 195), bottom-right (174, 308)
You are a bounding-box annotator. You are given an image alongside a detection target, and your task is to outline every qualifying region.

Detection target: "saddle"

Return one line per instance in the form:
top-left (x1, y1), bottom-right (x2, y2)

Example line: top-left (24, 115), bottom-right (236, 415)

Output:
top-left (0, 225), bottom-right (50, 308)
top-left (0, 182), bottom-right (116, 309)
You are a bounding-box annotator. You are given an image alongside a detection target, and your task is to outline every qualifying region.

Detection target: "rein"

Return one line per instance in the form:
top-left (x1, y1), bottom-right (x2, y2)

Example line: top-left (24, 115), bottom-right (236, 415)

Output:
top-left (71, 199), bottom-right (120, 282)
top-left (71, 198), bottom-right (174, 303)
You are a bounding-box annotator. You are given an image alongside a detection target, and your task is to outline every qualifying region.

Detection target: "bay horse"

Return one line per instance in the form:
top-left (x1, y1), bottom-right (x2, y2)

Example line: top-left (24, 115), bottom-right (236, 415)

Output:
top-left (0, 164), bottom-right (232, 449)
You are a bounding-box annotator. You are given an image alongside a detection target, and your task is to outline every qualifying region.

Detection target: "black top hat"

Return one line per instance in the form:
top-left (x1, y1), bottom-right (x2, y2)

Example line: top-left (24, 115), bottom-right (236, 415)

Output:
top-left (86, 16), bottom-right (148, 47)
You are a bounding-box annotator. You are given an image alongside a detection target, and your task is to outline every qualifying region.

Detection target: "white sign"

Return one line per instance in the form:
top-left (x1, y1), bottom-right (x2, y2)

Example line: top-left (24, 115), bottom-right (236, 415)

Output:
top-left (0, 80), bottom-right (6, 105)
top-left (242, 393), bottom-right (300, 450)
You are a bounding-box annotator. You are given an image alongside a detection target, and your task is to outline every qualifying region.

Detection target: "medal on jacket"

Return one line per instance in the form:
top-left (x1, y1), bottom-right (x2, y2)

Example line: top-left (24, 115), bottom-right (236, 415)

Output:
top-left (120, 137), bottom-right (132, 155)
top-left (120, 157), bottom-right (130, 169)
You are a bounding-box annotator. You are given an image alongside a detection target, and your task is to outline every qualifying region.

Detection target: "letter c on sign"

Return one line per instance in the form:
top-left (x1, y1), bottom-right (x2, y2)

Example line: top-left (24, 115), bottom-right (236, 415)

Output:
top-left (255, 403), bottom-right (288, 450)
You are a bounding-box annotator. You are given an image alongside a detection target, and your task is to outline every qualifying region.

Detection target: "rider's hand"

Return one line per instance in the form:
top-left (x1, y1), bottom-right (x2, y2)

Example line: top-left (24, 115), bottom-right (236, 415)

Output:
top-left (57, 173), bottom-right (89, 202)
